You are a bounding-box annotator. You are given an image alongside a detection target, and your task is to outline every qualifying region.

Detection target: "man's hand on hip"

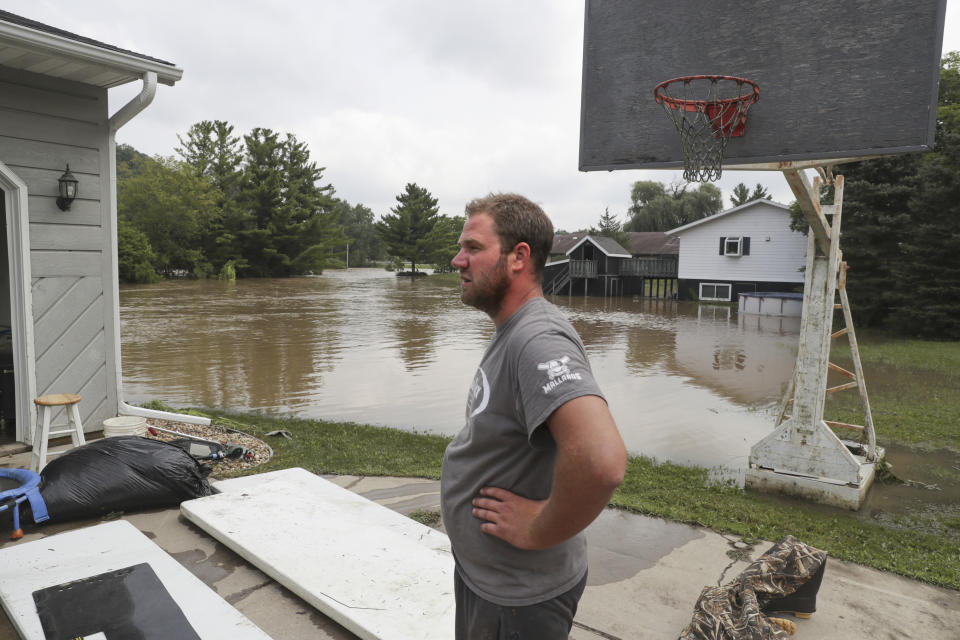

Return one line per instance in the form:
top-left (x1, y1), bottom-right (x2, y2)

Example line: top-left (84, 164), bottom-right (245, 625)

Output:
top-left (472, 486), bottom-right (548, 550)
top-left (473, 395), bottom-right (627, 551)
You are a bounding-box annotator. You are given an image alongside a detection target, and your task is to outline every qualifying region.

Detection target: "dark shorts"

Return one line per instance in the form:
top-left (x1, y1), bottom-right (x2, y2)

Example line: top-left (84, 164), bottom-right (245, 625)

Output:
top-left (454, 570), bottom-right (588, 640)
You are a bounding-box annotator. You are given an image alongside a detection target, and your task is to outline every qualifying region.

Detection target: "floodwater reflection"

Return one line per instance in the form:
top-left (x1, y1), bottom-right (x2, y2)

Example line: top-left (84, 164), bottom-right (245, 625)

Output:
top-left (554, 296), bottom-right (798, 470)
top-left (120, 269), bottom-right (800, 474)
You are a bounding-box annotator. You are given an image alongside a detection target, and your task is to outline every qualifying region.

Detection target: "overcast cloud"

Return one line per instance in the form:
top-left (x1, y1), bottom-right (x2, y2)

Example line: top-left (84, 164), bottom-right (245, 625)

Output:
top-left (9, 1), bottom-right (960, 231)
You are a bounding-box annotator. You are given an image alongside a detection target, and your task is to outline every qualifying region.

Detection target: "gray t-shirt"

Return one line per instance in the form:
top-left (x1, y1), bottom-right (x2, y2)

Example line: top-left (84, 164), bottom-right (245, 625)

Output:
top-left (440, 296), bottom-right (604, 606)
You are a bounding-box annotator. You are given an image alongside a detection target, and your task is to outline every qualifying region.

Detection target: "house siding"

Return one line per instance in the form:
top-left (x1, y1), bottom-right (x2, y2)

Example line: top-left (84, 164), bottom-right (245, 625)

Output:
top-left (674, 203), bottom-right (807, 284)
top-left (0, 66), bottom-right (116, 432)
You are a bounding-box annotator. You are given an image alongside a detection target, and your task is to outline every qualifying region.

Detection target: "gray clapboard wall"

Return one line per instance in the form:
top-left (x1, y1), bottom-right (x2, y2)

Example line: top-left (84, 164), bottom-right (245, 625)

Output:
top-left (0, 65), bottom-right (118, 432)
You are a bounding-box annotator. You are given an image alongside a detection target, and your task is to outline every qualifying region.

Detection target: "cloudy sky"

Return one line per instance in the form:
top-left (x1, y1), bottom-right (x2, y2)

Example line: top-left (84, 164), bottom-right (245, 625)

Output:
top-left (9, 1), bottom-right (960, 232)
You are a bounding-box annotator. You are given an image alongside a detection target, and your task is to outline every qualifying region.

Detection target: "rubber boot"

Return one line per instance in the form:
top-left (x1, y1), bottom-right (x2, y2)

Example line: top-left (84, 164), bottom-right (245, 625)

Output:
top-left (761, 558), bottom-right (826, 618)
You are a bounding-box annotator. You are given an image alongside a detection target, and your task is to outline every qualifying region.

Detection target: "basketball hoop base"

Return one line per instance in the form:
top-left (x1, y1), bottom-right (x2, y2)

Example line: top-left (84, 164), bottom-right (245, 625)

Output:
top-left (745, 443), bottom-right (884, 510)
top-left (744, 166), bottom-right (881, 511)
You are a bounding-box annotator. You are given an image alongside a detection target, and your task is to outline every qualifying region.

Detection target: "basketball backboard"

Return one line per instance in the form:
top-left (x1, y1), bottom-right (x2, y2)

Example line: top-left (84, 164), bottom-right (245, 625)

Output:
top-left (579, 0), bottom-right (948, 173)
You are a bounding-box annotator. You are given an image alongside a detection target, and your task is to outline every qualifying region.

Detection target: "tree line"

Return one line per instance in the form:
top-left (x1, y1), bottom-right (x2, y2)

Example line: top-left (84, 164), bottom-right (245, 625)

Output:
top-left (567, 181), bottom-right (770, 240)
top-left (117, 120), bottom-right (461, 282)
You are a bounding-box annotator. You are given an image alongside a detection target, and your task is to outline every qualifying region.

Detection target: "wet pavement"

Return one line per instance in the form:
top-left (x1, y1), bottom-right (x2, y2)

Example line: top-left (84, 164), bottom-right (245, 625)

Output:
top-left (2, 445), bottom-right (959, 639)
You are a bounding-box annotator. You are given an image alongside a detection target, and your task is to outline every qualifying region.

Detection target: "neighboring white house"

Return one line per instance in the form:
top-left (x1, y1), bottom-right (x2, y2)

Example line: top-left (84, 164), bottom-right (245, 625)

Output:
top-left (666, 200), bottom-right (807, 302)
top-left (0, 11), bottom-right (204, 447)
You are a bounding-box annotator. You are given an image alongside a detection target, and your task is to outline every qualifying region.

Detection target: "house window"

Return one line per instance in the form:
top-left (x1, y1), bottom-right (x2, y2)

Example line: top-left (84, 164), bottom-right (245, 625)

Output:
top-left (700, 282), bottom-right (732, 301)
top-left (719, 236), bottom-right (751, 256)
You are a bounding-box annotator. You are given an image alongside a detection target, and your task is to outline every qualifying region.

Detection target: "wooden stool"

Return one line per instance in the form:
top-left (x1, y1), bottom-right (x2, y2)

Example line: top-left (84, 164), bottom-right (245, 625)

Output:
top-left (30, 393), bottom-right (85, 473)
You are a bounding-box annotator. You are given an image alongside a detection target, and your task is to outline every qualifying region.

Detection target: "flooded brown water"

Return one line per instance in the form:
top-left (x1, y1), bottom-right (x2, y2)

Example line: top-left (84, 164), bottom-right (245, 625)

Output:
top-left (119, 269), bottom-right (799, 473)
top-left (119, 269), bottom-right (960, 526)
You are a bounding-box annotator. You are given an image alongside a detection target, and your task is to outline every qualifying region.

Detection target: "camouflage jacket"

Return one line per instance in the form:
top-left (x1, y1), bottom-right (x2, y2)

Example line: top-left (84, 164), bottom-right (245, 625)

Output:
top-left (680, 535), bottom-right (827, 639)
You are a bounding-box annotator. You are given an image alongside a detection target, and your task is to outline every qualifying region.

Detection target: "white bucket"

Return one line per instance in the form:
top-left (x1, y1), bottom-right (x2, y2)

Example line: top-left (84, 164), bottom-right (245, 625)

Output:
top-left (102, 415), bottom-right (148, 437)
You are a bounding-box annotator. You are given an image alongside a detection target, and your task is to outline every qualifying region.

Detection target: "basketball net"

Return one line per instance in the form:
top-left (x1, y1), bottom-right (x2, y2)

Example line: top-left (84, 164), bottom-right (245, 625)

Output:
top-left (654, 76), bottom-right (759, 182)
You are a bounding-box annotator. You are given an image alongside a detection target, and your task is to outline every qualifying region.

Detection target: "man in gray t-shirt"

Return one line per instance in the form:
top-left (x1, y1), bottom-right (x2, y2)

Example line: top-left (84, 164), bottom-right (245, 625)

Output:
top-left (441, 194), bottom-right (627, 639)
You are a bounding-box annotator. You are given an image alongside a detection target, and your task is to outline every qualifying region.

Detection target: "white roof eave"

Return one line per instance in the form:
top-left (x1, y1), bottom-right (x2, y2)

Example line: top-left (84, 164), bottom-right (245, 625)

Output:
top-left (565, 235), bottom-right (632, 258)
top-left (666, 199), bottom-right (790, 235)
top-left (0, 20), bottom-right (182, 87)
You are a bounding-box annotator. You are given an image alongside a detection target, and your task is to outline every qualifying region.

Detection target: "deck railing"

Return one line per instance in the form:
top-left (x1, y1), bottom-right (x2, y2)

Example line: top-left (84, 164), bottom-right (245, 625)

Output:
top-left (618, 256), bottom-right (678, 277)
top-left (547, 256), bottom-right (677, 287)
top-left (569, 260), bottom-right (597, 278)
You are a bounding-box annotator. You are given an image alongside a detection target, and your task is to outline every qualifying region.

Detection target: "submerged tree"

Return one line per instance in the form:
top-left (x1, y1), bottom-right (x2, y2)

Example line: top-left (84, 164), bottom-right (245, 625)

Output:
top-left (177, 120), bottom-right (244, 270)
top-left (376, 183), bottom-right (441, 273)
top-left (117, 215), bottom-right (160, 283)
top-left (233, 130), bottom-right (343, 277)
top-left (337, 200), bottom-right (385, 266)
top-left (118, 155), bottom-right (217, 277)
top-left (424, 214), bottom-right (465, 272)
top-left (279, 133), bottom-right (344, 275)
top-left (234, 128), bottom-right (284, 276)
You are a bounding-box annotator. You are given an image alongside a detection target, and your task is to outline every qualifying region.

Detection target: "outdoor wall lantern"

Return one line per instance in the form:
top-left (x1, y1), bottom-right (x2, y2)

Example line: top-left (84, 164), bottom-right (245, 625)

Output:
top-left (56, 164), bottom-right (78, 211)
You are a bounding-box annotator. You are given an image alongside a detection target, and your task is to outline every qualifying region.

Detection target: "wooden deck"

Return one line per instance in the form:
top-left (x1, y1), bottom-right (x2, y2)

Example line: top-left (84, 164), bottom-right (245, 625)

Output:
top-left (544, 256), bottom-right (678, 298)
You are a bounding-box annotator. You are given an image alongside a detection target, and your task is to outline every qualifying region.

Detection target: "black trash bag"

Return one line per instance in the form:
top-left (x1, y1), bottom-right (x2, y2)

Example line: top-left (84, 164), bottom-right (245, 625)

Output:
top-left (38, 436), bottom-right (213, 524)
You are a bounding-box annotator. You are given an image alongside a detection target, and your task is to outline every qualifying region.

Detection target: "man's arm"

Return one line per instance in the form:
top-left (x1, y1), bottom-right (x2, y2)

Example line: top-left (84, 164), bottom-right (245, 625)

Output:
top-left (471, 394), bottom-right (627, 550)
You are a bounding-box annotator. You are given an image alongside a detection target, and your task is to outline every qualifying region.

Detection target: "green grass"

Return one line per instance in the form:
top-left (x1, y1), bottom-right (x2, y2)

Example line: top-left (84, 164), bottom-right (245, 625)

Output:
top-left (181, 408), bottom-right (960, 591)
top-left (846, 333), bottom-right (960, 377)
top-left (205, 412), bottom-right (450, 478)
top-left (826, 333), bottom-right (960, 449)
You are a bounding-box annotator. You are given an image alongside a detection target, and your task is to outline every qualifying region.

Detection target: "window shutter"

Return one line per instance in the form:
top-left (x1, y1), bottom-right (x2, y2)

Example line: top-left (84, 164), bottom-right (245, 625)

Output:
top-left (719, 237), bottom-right (726, 255)
top-left (742, 236), bottom-right (751, 255)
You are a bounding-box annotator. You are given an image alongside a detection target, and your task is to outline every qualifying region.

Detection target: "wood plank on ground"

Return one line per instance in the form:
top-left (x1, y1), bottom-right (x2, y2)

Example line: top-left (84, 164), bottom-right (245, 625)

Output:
top-left (181, 467), bottom-right (455, 640)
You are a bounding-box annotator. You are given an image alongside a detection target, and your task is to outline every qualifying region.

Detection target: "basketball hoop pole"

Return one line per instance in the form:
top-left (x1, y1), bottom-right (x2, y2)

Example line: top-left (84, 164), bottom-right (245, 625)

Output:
top-left (745, 166), bottom-right (882, 510)
top-left (650, 73), bottom-right (883, 509)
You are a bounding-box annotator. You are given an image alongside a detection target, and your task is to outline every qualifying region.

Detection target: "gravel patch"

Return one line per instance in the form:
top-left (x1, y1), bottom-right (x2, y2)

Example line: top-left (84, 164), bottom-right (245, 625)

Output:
top-left (143, 418), bottom-right (272, 477)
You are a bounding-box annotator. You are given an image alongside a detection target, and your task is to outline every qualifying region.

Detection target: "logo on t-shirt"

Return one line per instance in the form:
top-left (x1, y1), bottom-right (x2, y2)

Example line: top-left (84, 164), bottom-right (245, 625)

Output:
top-left (537, 356), bottom-right (582, 394)
top-left (468, 367), bottom-right (490, 417)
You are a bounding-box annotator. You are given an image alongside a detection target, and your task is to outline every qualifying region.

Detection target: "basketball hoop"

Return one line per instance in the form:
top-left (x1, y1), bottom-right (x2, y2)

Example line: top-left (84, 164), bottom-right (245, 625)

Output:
top-left (654, 76), bottom-right (759, 182)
